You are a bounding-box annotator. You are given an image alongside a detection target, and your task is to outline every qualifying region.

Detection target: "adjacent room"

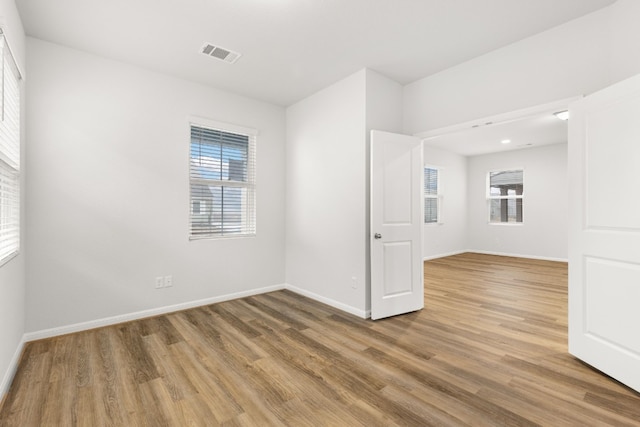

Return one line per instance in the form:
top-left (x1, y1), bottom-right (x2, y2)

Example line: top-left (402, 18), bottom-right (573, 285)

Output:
top-left (1, 0), bottom-right (640, 424)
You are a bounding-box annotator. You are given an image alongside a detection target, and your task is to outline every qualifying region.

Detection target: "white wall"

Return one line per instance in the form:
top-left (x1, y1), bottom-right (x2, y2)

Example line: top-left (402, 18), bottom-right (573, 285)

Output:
top-left (285, 68), bottom-right (402, 317)
top-left (467, 144), bottom-right (568, 261)
top-left (609, 0), bottom-right (640, 84)
top-left (422, 146), bottom-right (467, 259)
top-left (365, 69), bottom-right (403, 310)
top-left (365, 69), bottom-right (403, 135)
top-left (404, 0), bottom-right (640, 261)
top-left (0, 0), bottom-right (26, 400)
top-left (285, 70), bottom-right (368, 316)
top-left (403, 5), bottom-right (612, 134)
top-left (25, 38), bottom-right (286, 334)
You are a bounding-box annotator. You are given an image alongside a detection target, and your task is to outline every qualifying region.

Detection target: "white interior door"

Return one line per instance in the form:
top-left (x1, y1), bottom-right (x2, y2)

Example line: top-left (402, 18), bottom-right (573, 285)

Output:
top-left (568, 73), bottom-right (640, 392)
top-left (370, 130), bottom-right (423, 320)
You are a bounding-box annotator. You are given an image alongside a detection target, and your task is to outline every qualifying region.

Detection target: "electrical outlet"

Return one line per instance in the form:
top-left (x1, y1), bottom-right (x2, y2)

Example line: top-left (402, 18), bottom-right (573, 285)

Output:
top-left (351, 276), bottom-right (357, 289)
top-left (155, 277), bottom-right (164, 289)
top-left (164, 275), bottom-right (173, 288)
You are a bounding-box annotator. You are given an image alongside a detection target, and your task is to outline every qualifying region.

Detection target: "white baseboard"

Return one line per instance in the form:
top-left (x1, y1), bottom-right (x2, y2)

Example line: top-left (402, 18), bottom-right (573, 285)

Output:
top-left (0, 335), bottom-right (25, 405)
top-left (24, 284), bottom-right (286, 342)
top-left (23, 282), bottom-right (371, 342)
top-left (467, 250), bottom-right (568, 263)
top-left (8, 282), bottom-right (368, 401)
top-left (423, 250), bottom-right (467, 261)
top-left (284, 284), bottom-right (370, 319)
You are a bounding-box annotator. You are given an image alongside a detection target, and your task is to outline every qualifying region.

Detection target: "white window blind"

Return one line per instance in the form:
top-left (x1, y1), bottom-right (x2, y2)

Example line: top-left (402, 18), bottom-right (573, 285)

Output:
top-left (424, 167), bottom-right (441, 224)
top-left (487, 169), bottom-right (523, 223)
top-left (0, 33), bottom-right (21, 265)
top-left (189, 122), bottom-right (256, 238)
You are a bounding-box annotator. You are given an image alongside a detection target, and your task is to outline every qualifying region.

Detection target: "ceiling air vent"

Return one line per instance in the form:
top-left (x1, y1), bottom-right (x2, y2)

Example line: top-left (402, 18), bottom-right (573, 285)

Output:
top-left (200, 43), bottom-right (241, 64)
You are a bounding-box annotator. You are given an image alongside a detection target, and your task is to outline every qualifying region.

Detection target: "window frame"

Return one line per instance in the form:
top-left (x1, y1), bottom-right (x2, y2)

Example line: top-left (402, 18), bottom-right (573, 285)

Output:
top-left (188, 117), bottom-right (257, 240)
top-left (486, 168), bottom-right (524, 225)
top-left (0, 32), bottom-right (21, 267)
top-left (424, 165), bottom-right (442, 225)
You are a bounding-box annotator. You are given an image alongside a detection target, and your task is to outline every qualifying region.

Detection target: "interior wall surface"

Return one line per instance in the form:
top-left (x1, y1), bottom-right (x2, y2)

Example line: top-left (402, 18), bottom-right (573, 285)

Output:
top-left (422, 145), bottom-right (468, 259)
top-left (0, 0), bottom-right (26, 400)
top-left (285, 70), bottom-right (368, 316)
top-left (466, 143), bottom-right (568, 260)
top-left (402, 6), bottom-right (612, 134)
top-left (25, 38), bottom-right (287, 333)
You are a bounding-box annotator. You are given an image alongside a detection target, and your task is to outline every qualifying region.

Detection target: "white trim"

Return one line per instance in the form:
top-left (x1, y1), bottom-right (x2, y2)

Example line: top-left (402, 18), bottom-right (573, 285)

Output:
top-left (0, 250), bottom-right (18, 268)
top-left (0, 28), bottom-right (23, 80)
top-left (423, 250), bottom-right (467, 261)
top-left (415, 96), bottom-right (582, 140)
top-left (284, 284), bottom-right (370, 319)
top-left (22, 282), bottom-right (373, 342)
top-left (188, 115), bottom-right (258, 137)
top-left (467, 250), bottom-right (567, 263)
top-left (0, 335), bottom-right (25, 403)
top-left (24, 284), bottom-right (286, 342)
top-left (424, 250), bottom-right (567, 263)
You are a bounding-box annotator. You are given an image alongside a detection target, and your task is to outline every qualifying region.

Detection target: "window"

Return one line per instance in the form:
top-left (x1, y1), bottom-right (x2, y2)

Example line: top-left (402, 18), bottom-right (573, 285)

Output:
top-left (488, 169), bottom-right (523, 223)
top-left (189, 120), bottom-right (256, 239)
top-left (0, 34), bottom-right (21, 265)
top-left (424, 166), bottom-right (441, 224)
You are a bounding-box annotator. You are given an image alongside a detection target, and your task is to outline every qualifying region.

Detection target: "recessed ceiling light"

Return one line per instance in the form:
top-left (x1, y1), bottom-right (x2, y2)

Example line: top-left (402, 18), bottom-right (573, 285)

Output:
top-left (554, 110), bottom-right (569, 120)
top-left (501, 139), bottom-right (511, 144)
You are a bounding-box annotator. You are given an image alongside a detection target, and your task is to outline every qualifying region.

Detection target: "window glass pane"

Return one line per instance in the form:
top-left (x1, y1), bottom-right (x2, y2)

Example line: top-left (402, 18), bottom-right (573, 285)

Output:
top-left (489, 198), bottom-right (523, 223)
top-left (489, 170), bottom-right (523, 196)
top-left (488, 169), bottom-right (523, 223)
top-left (190, 184), bottom-right (253, 236)
top-left (425, 197), bottom-right (438, 223)
top-left (424, 167), bottom-right (438, 196)
top-left (190, 127), bottom-right (248, 182)
top-left (424, 167), bottom-right (440, 224)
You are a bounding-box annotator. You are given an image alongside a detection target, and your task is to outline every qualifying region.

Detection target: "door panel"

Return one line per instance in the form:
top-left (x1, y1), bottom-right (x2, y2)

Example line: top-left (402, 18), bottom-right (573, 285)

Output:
top-left (584, 258), bottom-right (640, 354)
top-left (371, 130), bottom-right (423, 320)
top-left (382, 142), bottom-right (414, 224)
top-left (585, 95), bottom-right (640, 230)
top-left (569, 73), bottom-right (640, 392)
top-left (383, 241), bottom-right (414, 296)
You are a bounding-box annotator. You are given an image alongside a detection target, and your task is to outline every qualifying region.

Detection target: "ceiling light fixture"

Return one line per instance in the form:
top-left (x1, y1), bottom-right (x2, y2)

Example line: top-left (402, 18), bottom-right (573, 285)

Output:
top-left (554, 110), bottom-right (569, 120)
top-left (501, 139), bottom-right (511, 144)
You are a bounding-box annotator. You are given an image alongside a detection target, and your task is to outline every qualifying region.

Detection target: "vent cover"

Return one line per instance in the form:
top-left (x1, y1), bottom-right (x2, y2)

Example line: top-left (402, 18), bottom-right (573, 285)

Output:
top-left (200, 44), bottom-right (241, 64)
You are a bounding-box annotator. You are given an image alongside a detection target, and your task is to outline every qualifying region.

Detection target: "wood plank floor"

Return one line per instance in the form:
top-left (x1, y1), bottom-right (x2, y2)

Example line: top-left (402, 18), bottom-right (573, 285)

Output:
top-left (2, 253), bottom-right (639, 426)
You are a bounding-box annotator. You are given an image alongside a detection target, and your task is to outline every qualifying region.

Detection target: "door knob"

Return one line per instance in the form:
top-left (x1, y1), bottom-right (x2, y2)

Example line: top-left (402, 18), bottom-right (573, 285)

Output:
top-left (374, 233), bottom-right (382, 239)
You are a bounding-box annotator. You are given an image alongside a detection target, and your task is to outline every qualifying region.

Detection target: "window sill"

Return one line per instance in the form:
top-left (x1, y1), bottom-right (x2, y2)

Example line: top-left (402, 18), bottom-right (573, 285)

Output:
top-left (190, 233), bottom-right (256, 241)
top-left (0, 250), bottom-right (19, 268)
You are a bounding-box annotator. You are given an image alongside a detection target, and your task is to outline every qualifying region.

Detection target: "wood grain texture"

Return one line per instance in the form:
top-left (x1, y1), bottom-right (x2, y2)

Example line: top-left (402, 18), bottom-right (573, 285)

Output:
top-left (2, 253), bottom-right (639, 426)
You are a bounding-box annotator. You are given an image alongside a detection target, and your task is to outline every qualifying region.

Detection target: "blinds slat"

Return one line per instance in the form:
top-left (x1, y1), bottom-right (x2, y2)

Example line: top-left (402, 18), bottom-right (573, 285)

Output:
top-left (424, 167), bottom-right (440, 223)
top-left (0, 34), bottom-right (20, 264)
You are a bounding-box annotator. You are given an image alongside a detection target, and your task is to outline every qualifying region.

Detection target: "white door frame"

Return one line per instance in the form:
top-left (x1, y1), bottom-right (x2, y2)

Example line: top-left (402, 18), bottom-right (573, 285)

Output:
top-left (415, 97), bottom-right (580, 141)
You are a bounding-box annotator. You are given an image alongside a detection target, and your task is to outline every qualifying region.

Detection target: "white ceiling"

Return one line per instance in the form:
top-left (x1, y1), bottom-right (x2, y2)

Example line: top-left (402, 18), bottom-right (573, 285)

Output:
top-left (424, 112), bottom-right (568, 157)
top-left (16, 0), bottom-right (616, 106)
